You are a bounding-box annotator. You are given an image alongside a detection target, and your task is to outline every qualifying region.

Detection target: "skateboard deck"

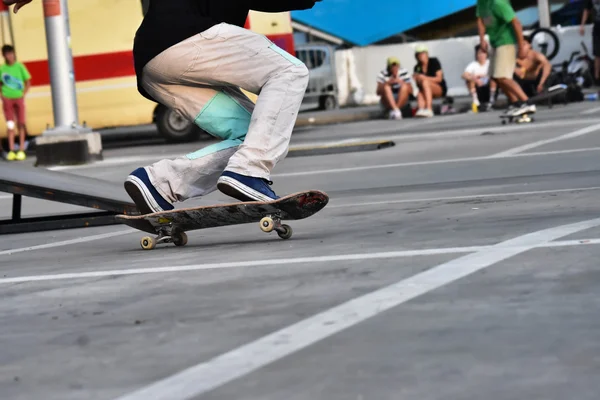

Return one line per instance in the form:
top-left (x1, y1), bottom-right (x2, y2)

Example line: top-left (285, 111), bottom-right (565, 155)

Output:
top-left (116, 190), bottom-right (329, 250)
top-left (500, 112), bottom-right (535, 124)
top-left (529, 84), bottom-right (568, 106)
top-left (499, 84), bottom-right (568, 125)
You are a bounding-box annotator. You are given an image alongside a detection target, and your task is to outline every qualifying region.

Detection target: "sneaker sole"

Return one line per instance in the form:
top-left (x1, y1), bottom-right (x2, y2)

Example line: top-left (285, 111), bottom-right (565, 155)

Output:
top-left (217, 176), bottom-right (275, 203)
top-left (124, 175), bottom-right (164, 215)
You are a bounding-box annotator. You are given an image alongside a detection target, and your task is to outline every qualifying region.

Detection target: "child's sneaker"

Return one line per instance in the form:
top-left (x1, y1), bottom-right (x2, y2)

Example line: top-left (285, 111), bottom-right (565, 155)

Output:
top-left (124, 167), bottom-right (174, 214)
top-left (16, 151), bottom-right (26, 161)
top-left (6, 151), bottom-right (16, 161)
top-left (217, 171), bottom-right (279, 202)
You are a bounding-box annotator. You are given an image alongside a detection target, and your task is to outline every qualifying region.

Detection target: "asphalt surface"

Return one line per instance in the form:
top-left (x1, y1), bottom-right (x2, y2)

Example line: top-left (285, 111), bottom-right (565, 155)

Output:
top-left (2, 101), bottom-right (600, 400)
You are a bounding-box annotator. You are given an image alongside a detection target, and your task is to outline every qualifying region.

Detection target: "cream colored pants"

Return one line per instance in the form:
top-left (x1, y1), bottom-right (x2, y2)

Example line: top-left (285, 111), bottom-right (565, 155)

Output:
top-left (141, 23), bottom-right (309, 203)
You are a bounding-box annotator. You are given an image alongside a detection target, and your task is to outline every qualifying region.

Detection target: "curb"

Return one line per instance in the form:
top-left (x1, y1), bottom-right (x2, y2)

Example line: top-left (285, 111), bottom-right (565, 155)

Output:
top-left (295, 109), bottom-right (383, 127)
top-left (288, 140), bottom-right (395, 157)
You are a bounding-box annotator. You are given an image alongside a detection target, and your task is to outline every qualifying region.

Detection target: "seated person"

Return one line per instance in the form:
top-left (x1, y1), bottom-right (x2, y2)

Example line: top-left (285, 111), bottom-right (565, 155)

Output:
top-left (513, 37), bottom-right (552, 98)
top-left (462, 44), bottom-right (497, 110)
top-left (413, 45), bottom-right (447, 117)
top-left (376, 56), bottom-right (413, 120)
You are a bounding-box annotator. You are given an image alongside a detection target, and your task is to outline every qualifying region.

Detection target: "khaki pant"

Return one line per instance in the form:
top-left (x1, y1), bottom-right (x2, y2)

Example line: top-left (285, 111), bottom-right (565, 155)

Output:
top-left (489, 44), bottom-right (516, 79)
top-left (141, 23), bottom-right (309, 203)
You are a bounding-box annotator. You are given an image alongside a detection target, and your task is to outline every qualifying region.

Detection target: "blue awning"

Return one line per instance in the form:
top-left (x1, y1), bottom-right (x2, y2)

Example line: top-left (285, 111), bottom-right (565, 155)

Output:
top-left (292, 0), bottom-right (477, 45)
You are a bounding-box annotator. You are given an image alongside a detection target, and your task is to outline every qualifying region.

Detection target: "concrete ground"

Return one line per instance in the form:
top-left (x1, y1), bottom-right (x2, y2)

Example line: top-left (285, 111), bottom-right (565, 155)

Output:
top-left (2, 101), bottom-right (600, 400)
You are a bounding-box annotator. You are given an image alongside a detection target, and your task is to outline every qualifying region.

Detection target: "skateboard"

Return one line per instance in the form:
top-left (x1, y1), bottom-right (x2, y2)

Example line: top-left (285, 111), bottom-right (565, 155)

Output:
top-left (500, 112), bottom-right (535, 124)
top-left (500, 84), bottom-right (568, 125)
top-left (529, 83), bottom-right (568, 108)
top-left (115, 190), bottom-right (329, 250)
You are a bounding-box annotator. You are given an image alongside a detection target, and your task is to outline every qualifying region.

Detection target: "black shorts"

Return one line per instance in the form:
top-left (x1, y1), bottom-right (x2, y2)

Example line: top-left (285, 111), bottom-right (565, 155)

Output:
top-left (514, 71), bottom-right (542, 98)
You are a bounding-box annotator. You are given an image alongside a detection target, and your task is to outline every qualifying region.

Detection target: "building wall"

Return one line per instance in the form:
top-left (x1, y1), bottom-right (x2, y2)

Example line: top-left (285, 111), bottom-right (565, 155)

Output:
top-left (335, 25), bottom-right (593, 106)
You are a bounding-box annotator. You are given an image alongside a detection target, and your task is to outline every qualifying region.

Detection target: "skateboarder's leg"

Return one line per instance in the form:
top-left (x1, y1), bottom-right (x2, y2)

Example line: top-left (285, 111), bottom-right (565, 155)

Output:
top-left (126, 24), bottom-right (308, 212)
top-left (199, 25), bottom-right (309, 201)
top-left (147, 23), bottom-right (307, 203)
top-left (126, 79), bottom-right (255, 213)
top-left (491, 45), bottom-right (534, 115)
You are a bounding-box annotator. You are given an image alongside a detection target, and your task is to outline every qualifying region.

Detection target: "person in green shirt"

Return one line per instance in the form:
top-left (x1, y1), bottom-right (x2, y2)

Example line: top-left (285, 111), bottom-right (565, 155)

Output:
top-left (0, 44), bottom-right (31, 161)
top-left (477, 0), bottom-right (536, 117)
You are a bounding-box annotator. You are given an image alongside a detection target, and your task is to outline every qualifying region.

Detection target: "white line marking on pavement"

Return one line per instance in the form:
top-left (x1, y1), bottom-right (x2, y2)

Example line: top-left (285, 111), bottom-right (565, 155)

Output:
top-left (273, 145), bottom-right (600, 178)
top-left (0, 229), bottom-right (135, 257)
top-left (523, 146), bottom-right (600, 156)
top-left (580, 106), bottom-right (600, 115)
top-left (113, 217), bottom-right (600, 400)
top-left (3, 237), bottom-right (600, 285)
top-left (0, 247), bottom-right (487, 284)
top-left (328, 187), bottom-right (600, 209)
top-left (353, 118), bottom-right (600, 144)
top-left (34, 119), bottom-right (600, 173)
top-left (491, 123), bottom-right (600, 157)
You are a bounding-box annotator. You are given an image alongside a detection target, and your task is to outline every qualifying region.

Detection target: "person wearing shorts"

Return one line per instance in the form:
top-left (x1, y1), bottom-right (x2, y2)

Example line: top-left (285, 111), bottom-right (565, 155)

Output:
top-left (412, 45), bottom-right (447, 118)
top-left (462, 44), bottom-right (497, 110)
top-left (581, 0), bottom-right (600, 84)
top-left (476, 0), bottom-right (536, 116)
top-left (0, 44), bottom-right (30, 161)
top-left (376, 56), bottom-right (413, 120)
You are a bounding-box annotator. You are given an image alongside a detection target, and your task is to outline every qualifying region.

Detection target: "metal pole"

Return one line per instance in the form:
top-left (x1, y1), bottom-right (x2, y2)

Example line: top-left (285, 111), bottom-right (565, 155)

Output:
top-left (42, 0), bottom-right (89, 135)
top-left (60, 0), bottom-right (79, 123)
top-left (538, 0), bottom-right (551, 28)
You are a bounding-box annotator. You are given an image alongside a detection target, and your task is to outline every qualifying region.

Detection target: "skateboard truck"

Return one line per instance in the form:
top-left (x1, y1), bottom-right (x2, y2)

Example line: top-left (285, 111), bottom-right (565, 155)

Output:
top-left (259, 214), bottom-right (293, 240)
top-left (501, 113), bottom-right (534, 125)
top-left (140, 226), bottom-right (188, 250)
top-left (139, 214), bottom-right (292, 250)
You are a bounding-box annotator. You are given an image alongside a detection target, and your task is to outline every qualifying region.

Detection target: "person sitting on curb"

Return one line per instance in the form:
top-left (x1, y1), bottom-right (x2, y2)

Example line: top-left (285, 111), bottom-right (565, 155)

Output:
top-left (412, 45), bottom-right (447, 117)
top-left (462, 44), bottom-right (497, 111)
top-left (376, 56), bottom-right (413, 120)
top-left (513, 37), bottom-right (553, 98)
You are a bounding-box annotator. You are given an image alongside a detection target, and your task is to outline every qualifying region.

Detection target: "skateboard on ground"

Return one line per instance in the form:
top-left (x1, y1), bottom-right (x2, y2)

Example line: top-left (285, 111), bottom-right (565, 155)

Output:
top-left (115, 190), bottom-right (329, 250)
top-left (500, 112), bottom-right (535, 124)
top-left (499, 84), bottom-right (568, 125)
top-left (529, 83), bottom-right (568, 108)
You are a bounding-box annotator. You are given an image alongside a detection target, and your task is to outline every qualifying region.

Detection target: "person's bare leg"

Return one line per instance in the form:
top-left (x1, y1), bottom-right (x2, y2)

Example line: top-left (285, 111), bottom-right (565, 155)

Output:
top-left (416, 90), bottom-right (426, 110)
top-left (497, 77), bottom-right (528, 102)
top-left (428, 81), bottom-right (443, 109)
top-left (466, 80), bottom-right (476, 95)
top-left (420, 79), bottom-right (433, 110)
top-left (396, 84), bottom-right (412, 109)
top-left (382, 84), bottom-right (398, 110)
top-left (18, 124), bottom-right (25, 151)
top-left (7, 127), bottom-right (15, 152)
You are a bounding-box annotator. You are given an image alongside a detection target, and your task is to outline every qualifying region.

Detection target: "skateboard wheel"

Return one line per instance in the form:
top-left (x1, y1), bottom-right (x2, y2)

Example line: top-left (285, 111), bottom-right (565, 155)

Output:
top-left (260, 217), bottom-right (275, 233)
top-left (277, 224), bottom-right (293, 240)
top-left (141, 236), bottom-right (156, 250)
top-left (173, 232), bottom-right (188, 247)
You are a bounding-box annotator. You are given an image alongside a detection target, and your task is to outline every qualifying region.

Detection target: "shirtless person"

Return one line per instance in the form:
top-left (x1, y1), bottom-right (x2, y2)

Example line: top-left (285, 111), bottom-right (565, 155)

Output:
top-left (513, 37), bottom-right (552, 98)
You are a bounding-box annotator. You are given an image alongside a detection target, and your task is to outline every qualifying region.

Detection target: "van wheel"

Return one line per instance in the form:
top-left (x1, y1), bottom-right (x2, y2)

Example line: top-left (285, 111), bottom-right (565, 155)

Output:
top-left (319, 95), bottom-right (337, 110)
top-left (155, 105), bottom-right (203, 143)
